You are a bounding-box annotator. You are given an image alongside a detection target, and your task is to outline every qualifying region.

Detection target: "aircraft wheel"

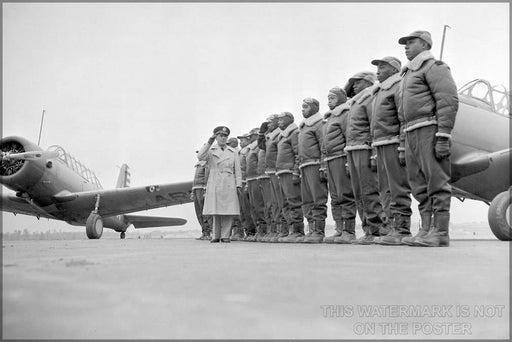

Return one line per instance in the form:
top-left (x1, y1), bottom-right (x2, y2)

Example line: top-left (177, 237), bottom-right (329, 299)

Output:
top-left (488, 190), bottom-right (512, 241)
top-left (86, 212), bottom-right (103, 239)
top-left (120, 232), bottom-right (126, 239)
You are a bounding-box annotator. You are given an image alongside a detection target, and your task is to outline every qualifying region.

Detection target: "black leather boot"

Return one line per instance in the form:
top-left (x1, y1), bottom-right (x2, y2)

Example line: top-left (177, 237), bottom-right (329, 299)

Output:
top-left (403, 212), bottom-right (431, 246)
top-left (334, 219), bottom-right (356, 244)
top-left (255, 224), bottom-right (267, 242)
top-left (304, 221), bottom-right (325, 243)
top-left (377, 215), bottom-right (412, 245)
top-left (323, 220), bottom-right (343, 243)
top-left (415, 213), bottom-right (450, 247)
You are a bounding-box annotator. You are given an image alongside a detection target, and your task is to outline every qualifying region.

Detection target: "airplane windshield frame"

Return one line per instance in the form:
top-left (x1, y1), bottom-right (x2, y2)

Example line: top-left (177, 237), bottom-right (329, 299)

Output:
top-left (47, 145), bottom-right (103, 188)
top-left (458, 79), bottom-right (510, 116)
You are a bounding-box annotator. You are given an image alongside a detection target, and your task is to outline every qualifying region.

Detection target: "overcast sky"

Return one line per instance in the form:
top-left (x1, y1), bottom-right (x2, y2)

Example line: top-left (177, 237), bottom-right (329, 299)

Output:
top-left (2, 2), bottom-right (509, 233)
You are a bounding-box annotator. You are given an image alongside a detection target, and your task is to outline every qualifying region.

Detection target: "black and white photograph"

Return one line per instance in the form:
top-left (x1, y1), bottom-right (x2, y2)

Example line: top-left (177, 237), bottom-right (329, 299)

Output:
top-left (1, 2), bottom-right (510, 339)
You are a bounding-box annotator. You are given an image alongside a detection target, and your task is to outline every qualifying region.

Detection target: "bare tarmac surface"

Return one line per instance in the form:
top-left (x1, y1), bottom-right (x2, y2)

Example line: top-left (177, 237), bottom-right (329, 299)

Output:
top-left (2, 235), bottom-right (510, 340)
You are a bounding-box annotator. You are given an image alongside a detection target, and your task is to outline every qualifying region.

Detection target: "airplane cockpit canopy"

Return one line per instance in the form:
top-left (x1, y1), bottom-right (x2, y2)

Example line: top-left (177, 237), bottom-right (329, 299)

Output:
top-left (47, 145), bottom-right (103, 188)
top-left (458, 79), bottom-right (510, 116)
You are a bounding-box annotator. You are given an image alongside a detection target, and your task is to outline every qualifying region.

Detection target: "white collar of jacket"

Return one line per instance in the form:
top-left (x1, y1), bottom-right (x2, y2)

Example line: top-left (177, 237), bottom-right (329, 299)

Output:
top-left (267, 127), bottom-right (281, 140)
top-left (375, 73), bottom-right (402, 91)
top-left (211, 145), bottom-right (235, 152)
top-left (353, 85), bottom-right (377, 104)
top-left (404, 50), bottom-right (435, 72)
top-left (195, 160), bottom-right (207, 167)
top-left (324, 102), bottom-right (351, 119)
top-left (211, 145), bottom-right (235, 160)
top-left (280, 122), bottom-right (298, 138)
top-left (300, 112), bottom-right (323, 128)
top-left (248, 140), bottom-right (258, 150)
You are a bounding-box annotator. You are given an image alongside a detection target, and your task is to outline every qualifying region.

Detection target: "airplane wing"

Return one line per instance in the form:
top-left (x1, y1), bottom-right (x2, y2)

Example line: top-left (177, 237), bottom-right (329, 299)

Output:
top-left (451, 150), bottom-right (491, 183)
top-left (52, 181), bottom-right (193, 220)
top-left (1, 193), bottom-right (57, 219)
top-left (450, 185), bottom-right (490, 203)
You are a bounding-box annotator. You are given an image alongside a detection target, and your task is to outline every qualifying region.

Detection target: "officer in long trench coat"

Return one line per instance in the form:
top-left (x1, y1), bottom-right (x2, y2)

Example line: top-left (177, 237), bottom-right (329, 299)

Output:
top-left (197, 126), bottom-right (242, 243)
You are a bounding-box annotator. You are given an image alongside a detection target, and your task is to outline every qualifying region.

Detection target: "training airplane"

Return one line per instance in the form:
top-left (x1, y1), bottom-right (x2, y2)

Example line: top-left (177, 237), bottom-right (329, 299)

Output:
top-left (450, 79), bottom-right (510, 241)
top-left (0, 137), bottom-right (193, 239)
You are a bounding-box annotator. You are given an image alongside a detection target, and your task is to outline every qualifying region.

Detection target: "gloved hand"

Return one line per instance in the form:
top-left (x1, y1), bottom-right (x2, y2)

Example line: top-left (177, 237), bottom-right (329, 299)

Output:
top-left (398, 150), bottom-right (406, 167)
top-left (319, 168), bottom-right (328, 183)
top-left (207, 134), bottom-right (216, 145)
top-left (292, 174), bottom-right (301, 185)
top-left (259, 121), bottom-right (269, 134)
top-left (190, 191), bottom-right (195, 201)
top-left (345, 162), bottom-right (350, 178)
top-left (435, 136), bottom-right (451, 160)
top-left (370, 154), bottom-right (378, 172)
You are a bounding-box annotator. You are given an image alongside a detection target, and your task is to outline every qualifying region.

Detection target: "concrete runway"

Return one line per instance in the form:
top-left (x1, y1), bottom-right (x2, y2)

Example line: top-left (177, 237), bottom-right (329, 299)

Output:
top-left (2, 237), bottom-right (510, 339)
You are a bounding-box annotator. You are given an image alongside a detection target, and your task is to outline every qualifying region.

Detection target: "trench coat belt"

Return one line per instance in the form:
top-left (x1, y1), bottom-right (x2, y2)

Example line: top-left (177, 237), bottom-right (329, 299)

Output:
top-left (212, 169), bottom-right (233, 175)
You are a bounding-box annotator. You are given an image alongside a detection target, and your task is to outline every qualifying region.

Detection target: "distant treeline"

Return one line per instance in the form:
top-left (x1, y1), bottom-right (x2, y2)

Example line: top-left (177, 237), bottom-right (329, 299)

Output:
top-left (1, 229), bottom-right (133, 240)
top-left (2, 229), bottom-right (87, 240)
top-left (1, 229), bottom-right (183, 241)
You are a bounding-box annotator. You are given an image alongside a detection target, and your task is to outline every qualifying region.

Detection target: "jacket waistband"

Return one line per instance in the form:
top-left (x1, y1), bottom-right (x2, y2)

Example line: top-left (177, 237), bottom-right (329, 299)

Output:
top-left (276, 169), bottom-right (293, 176)
top-left (299, 160), bottom-right (321, 169)
top-left (404, 115), bottom-right (437, 132)
top-left (371, 136), bottom-right (400, 147)
top-left (344, 144), bottom-right (372, 152)
top-left (324, 154), bottom-right (344, 162)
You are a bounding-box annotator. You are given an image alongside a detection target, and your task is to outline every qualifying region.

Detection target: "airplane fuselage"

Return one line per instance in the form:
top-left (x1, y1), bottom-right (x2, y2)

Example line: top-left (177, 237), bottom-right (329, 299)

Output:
top-left (451, 96), bottom-right (510, 202)
top-left (1, 136), bottom-right (128, 230)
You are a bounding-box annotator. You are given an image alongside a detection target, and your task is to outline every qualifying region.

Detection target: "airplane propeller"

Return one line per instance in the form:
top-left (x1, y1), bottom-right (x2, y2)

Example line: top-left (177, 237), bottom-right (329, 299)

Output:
top-left (1, 150), bottom-right (59, 161)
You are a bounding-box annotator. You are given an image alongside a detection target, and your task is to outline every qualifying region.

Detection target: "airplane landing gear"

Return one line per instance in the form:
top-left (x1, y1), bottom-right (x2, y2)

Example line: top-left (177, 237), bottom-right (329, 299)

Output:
top-left (488, 190), bottom-right (511, 241)
top-left (86, 212), bottom-right (103, 239)
top-left (120, 232), bottom-right (126, 239)
top-left (86, 194), bottom-right (103, 239)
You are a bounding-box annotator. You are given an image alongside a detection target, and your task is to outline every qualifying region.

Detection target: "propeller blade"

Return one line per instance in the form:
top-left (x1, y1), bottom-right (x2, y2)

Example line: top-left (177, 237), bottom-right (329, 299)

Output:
top-left (1, 150), bottom-right (59, 161)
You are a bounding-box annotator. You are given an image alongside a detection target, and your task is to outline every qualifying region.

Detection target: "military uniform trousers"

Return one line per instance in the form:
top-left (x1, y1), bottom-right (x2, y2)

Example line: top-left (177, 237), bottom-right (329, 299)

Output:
top-left (326, 156), bottom-right (357, 221)
top-left (212, 215), bottom-right (235, 239)
top-left (238, 186), bottom-right (256, 235)
top-left (300, 164), bottom-right (328, 222)
top-left (247, 179), bottom-right (266, 227)
top-left (346, 149), bottom-right (386, 234)
top-left (376, 156), bottom-right (392, 221)
top-left (405, 125), bottom-right (451, 216)
top-left (270, 173), bottom-right (289, 225)
top-left (259, 177), bottom-right (274, 226)
top-left (193, 188), bottom-right (211, 233)
top-left (376, 144), bottom-right (412, 217)
top-left (277, 173), bottom-right (303, 224)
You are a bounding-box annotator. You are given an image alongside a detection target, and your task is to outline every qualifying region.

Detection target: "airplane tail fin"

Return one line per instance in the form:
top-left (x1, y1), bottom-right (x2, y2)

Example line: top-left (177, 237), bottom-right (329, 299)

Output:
top-left (116, 164), bottom-right (131, 188)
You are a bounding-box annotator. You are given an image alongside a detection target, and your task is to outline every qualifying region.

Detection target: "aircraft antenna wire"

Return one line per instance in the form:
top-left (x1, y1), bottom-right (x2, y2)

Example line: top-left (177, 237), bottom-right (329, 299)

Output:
top-left (37, 108), bottom-right (46, 146)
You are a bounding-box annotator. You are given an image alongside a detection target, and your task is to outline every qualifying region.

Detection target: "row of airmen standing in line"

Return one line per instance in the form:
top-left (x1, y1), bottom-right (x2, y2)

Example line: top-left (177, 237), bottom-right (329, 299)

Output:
top-left (192, 30), bottom-right (459, 247)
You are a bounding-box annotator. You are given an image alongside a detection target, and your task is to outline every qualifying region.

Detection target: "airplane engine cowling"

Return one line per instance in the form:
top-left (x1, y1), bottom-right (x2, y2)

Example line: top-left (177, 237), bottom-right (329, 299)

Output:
top-left (0, 136), bottom-right (46, 192)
